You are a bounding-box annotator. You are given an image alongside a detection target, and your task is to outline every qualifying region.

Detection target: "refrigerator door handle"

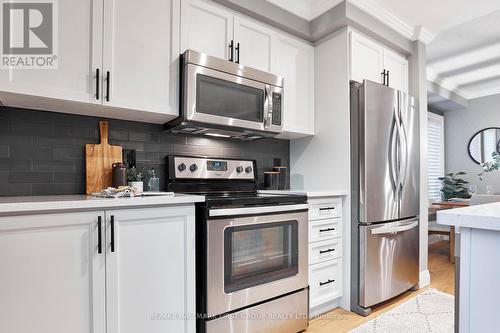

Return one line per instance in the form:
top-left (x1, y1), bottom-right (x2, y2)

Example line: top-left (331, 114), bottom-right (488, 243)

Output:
top-left (371, 220), bottom-right (418, 235)
top-left (389, 104), bottom-right (399, 193)
top-left (398, 92), bottom-right (409, 191)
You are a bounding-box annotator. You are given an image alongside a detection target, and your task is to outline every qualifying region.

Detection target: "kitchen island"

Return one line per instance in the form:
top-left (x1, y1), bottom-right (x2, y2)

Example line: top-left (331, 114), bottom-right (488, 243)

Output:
top-left (437, 202), bottom-right (500, 333)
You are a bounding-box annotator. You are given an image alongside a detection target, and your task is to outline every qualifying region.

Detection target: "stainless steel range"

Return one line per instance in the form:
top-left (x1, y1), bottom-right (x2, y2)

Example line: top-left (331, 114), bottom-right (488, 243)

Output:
top-left (166, 155), bottom-right (309, 333)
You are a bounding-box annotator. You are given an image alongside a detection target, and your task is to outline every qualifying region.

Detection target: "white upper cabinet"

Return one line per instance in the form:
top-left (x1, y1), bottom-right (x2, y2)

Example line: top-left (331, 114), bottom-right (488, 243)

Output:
top-left (0, 212), bottom-right (106, 333)
top-left (180, 0), bottom-right (234, 60)
top-left (383, 48), bottom-right (409, 93)
top-left (0, 0), bottom-right (103, 104)
top-left (180, 0), bottom-right (315, 138)
top-left (350, 31), bottom-right (409, 93)
top-left (105, 206), bottom-right (195, 333)
top-left (350, 32), bottom-right (384, 85)
top-left (233, 16), bottom-right (273, 72)
top-left (273, 34), bottom-right (315, 137)
top-left (102, 0), bottom-right (179, 117)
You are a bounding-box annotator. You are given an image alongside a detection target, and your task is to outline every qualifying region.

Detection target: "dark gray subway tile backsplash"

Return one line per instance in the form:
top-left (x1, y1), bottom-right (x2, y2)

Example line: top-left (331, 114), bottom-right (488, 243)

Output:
top-left (0, 106), bottom-right (290, 196)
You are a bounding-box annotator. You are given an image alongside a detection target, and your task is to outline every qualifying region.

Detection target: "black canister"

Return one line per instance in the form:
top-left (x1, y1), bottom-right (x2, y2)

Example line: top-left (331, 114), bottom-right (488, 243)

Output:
top-left (112, 162), bottom-right (127, 188)
top-left (264, 171), bottom-right (280, 190)
top-left (273, 166), bottom-right (288, 190)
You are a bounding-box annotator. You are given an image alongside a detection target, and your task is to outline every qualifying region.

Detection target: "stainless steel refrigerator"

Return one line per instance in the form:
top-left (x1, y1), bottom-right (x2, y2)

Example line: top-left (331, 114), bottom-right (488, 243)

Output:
top-left (350, 80), bottom-right (420, 316)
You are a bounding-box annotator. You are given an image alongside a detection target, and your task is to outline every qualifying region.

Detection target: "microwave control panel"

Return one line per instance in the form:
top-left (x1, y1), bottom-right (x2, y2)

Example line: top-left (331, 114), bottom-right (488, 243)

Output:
top-left (272, 93), bottom-right (282, 126)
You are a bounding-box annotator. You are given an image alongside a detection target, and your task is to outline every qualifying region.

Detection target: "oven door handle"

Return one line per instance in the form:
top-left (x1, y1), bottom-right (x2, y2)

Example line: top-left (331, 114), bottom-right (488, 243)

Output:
top-left (209, 204), bottom-right (309, 217)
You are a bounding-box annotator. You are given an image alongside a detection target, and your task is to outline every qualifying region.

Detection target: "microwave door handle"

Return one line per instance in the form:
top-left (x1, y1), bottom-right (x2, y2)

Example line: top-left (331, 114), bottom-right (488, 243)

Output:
top-left (264, 85), bottom-right (272, 129)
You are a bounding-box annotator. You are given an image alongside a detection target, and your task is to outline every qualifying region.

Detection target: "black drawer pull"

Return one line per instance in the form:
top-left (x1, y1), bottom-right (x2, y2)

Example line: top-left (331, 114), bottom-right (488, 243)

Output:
top-left (319, 227), bottom-right (336, 232)
top-left (110, 215), bottom-right (115, 253)
top-left (319, 279), bottom-right (335, 287)
top-left (95, 68), bottom-right (100, 100)
top-left (319, 207), bottom-right (335, 211)
top-left (97, 216), bottom-right (102, 254)
top-left (105, 71), bottom-right (110, 102)
top-left (319, 248), bottom-right (335, 254)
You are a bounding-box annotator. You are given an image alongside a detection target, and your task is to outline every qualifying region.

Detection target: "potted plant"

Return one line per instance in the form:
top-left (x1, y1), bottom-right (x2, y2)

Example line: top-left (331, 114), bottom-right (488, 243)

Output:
top-left (438, 172), bottom-right (471, 201)
top-left (478, 152), bottom-right (500, 180)
top-left (126, 167), bottom-right (144, 193)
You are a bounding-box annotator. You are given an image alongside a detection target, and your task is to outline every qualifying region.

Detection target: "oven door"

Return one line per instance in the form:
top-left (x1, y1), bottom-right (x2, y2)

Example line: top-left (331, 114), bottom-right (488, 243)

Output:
top-left (184, 63), bottom-right (283, 134)
top-left (206, 206), bottom-right (308, 316)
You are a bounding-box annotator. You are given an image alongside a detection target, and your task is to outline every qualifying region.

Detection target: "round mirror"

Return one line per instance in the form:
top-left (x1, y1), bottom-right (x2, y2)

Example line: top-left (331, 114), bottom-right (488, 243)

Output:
top-left (468, 127), bottom-right (500, 164)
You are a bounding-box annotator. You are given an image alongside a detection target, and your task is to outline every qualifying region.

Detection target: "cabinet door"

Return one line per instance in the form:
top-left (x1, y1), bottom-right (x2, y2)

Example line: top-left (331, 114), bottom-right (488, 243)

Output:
top-left (234, 16), bottom-right (273, 72)
top-left (0, 212), bottom-right (105, 333)
top-left (273, 34), bottom-right (315, 137)
top-left (102, 0), bottom-right (179, 118)
top-left (181, 0), bottom-right (234, 60)
top-left (0, 0), bottom-right (103, 104)
top-left (350, 31), bottom-right (384, 85)
top-left (106, 206), bottom-right (195, 333)
top-left (383, 48), bottom-right (409, 93)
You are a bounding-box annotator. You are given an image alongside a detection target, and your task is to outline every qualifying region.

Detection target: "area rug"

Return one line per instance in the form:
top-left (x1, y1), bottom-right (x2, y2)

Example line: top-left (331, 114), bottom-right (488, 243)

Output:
top-left (349, 289), bottom-right (454, 333)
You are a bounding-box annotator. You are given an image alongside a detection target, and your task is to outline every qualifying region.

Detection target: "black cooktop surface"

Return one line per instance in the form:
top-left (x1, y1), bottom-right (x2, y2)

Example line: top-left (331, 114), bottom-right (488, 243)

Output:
top-left (199, 191), bottom-right (307, 208)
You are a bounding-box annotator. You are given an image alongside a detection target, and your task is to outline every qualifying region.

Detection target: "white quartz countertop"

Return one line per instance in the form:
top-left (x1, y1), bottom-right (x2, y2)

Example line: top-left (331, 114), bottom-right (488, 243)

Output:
top-left (259, 190), bottom-right (348, 198)
top-left (437, 201), bottom-right (500, 231)
top-left (0, 194), bottom-right (205, 215)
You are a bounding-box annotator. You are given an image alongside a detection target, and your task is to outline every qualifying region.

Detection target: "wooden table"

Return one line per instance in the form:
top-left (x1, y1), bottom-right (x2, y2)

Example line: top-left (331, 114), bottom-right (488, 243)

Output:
top-left (428, 201), bottom-right (469, 263)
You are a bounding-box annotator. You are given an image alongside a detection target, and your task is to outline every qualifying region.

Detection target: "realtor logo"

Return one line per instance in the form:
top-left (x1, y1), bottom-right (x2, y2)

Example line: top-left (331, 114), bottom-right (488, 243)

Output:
top-left (1, 0), bottom-right (58, 69)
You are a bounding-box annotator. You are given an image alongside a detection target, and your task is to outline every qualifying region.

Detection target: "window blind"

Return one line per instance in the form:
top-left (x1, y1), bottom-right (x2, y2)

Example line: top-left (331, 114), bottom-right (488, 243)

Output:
top-left (428, 112), bottom-right (445, 201)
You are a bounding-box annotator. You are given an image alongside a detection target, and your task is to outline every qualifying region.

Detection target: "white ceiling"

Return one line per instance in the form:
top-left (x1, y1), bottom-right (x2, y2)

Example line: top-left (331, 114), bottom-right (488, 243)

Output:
top-left (265, 0), bottom-right (343, 21)
top-left (427, 10), bottom-right (500, 99)
top-left (265, 0), bottom-right (500, 99)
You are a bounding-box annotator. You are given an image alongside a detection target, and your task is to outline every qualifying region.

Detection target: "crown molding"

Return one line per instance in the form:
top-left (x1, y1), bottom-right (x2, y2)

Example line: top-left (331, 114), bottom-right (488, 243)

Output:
top-left (347, 0), bottom-right (436, 44)
top-left (427, 68), bottom-right (471, 99)
top-left (467, 87), bottom-right (500, 100)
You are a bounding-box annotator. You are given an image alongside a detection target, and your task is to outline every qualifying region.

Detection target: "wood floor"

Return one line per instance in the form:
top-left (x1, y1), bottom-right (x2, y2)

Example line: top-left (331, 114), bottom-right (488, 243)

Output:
top-left (307, 240), bottom-right (455, 333)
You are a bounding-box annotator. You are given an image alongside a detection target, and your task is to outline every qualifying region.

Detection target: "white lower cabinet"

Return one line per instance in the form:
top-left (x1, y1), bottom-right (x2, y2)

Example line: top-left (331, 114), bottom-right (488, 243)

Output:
top-left (309, 258), bottom-right (343, 308)
top-left (307, 196), bottom-right (344, 315)
top-left (105, 206), bottom-right (195, 333)
top-left (0, 211), bottom-right (106, 333)
top-left (0, 205), bottom-right (195, 333)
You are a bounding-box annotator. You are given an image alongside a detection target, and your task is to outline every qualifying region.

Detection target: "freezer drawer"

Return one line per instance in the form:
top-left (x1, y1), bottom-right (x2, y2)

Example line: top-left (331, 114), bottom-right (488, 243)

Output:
top-left (359, 218), bottom-right (419, 307)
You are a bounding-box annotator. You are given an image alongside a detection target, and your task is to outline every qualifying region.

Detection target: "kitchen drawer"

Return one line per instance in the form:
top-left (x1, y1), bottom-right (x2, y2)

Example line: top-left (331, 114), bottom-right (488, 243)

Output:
top-left (309, 238), bottom-right (342, 265)
top-left (309, 218), bottom-right (342, 243)
top-left (309, 198), bottom-right (342, 221)
top-left (309, 259), bottom-right (342, 308)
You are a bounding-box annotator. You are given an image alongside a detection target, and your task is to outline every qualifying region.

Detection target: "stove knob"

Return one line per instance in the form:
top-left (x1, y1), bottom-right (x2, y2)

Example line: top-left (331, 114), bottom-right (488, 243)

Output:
top-left (177, 163), bottom-right (186, 172)
top-left (245, 166), bottom-right (253, 173)
top-left (236, 166), bottom-right (244, 173)
top-left (189, 164), bottom-right (198, 172)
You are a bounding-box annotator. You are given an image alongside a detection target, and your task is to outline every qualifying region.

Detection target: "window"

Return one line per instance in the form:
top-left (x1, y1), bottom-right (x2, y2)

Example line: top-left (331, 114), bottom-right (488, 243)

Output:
top-left (428, 112), bottom-right (445, 201)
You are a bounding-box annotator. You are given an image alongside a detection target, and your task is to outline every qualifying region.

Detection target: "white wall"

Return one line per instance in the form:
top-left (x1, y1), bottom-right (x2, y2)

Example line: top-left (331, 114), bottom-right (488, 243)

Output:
top-left (445, 93), bottom-right (500, 193)
top-left (409, 40), bottom-right (430, 287)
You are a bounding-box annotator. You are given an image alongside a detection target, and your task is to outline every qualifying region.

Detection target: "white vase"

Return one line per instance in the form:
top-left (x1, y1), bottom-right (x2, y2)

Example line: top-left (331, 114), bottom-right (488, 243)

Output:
top-left (128, 181), bottom-right (143, 193)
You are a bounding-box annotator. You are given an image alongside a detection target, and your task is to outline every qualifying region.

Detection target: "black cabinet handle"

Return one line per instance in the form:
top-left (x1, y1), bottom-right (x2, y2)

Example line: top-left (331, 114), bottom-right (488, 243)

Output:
top-left (235, 42), bottom-right (240, 64)
top-left (319, 227), bottom-right (336, 232)
top-left (105, 71), bottom-right (110, 102)
top-left (319, 248), bottom-right (335, 254)
top-left (319, 207), bottom-right (335, 211)
top-left (381, 69), bottom-right (386, 85)
top-left (97, 216), bottom-right (102, 254)
top-left (319, 279), bottom-right (335, 287)
top-left (110, 215), bottom-right (115, 252)
top-left (386, 70), bottom-right (390, 86)
top-left (95, 68), bottom-right (100, 100)
top-left (229, 40), bottom-right (234, 62)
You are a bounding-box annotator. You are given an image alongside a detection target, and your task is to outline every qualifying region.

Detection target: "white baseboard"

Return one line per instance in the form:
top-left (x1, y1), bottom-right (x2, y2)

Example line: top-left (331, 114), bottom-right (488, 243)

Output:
top-left (419, 269), bottom-right (431, 288)
top-left (309, 297), bottom-right (341, 318)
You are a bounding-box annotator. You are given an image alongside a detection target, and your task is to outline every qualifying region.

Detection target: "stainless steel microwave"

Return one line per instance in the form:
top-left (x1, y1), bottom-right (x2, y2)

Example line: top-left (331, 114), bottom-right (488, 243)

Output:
top-left (164, 50), bottom-right (284, 140)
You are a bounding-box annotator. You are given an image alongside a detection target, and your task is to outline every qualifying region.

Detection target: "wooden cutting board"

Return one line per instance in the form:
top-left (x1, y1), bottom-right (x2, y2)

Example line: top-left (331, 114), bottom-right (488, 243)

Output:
top-left (85, 121), bottom-right (123, 194)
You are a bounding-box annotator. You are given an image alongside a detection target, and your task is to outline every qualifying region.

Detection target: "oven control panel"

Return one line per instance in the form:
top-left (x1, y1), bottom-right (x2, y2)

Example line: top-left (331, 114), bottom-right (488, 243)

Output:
top-left (173, 156), bottom-right (255, 180)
